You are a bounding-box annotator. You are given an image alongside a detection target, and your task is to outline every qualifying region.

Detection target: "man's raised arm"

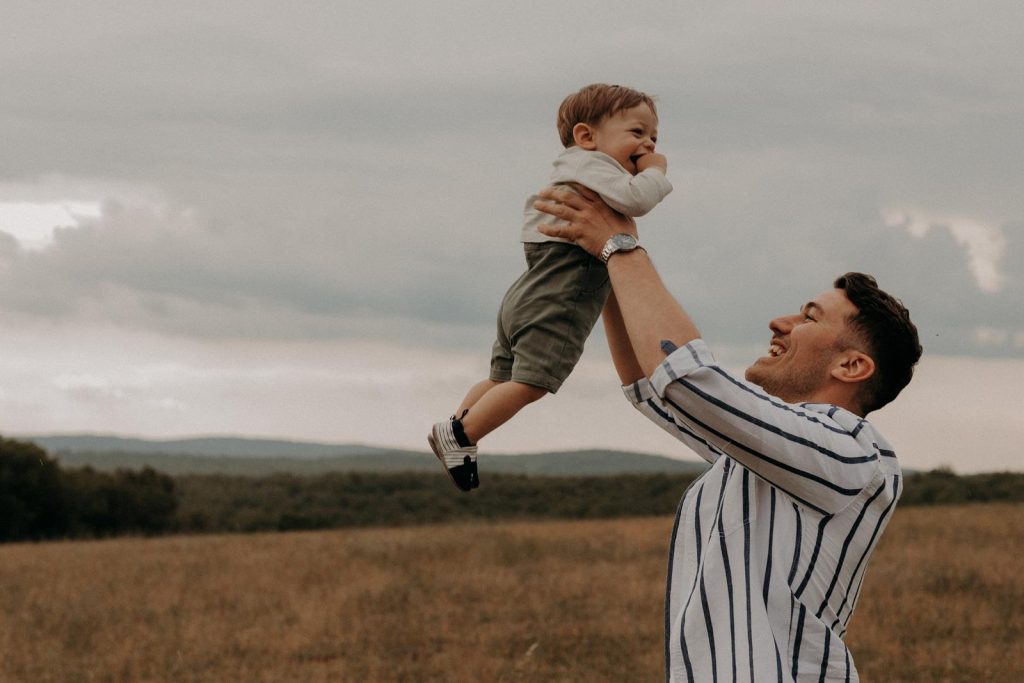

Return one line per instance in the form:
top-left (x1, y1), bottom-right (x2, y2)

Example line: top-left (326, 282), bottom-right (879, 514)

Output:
top-left (536, 187), bottom-right (880, 513)
top-left (602, 290), bottom-right (645, 386)
top-left (534, 186), bottom-right (699, 377)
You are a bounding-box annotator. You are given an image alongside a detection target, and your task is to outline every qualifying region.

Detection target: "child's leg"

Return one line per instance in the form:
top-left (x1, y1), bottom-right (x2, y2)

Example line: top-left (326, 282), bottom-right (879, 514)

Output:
top-left (460, 381), bottom-right (547, 445)
top-left (456, 379), bottom-right (502, 417)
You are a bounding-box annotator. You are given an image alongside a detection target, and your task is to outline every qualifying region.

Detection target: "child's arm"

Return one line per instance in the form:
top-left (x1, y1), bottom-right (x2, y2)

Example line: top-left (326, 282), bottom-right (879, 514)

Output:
top-left (636, 152), bottom-right (667, 174)
top-left (569, 152), bottom-right (672, 217)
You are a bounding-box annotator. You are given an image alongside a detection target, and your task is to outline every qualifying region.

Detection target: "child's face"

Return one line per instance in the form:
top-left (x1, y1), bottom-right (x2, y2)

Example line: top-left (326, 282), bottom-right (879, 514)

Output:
top-left (585, 103), bottom-right (659, 175)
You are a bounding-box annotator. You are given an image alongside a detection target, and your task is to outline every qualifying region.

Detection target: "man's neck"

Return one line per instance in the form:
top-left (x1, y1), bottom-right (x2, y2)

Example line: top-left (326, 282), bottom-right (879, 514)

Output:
top-left (801, 387), bottom-right (864, 417)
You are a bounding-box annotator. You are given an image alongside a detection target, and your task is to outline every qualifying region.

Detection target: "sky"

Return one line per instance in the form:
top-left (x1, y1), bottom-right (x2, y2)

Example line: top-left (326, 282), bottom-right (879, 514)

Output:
top-left (1, 1), bottom-right (1021, 473)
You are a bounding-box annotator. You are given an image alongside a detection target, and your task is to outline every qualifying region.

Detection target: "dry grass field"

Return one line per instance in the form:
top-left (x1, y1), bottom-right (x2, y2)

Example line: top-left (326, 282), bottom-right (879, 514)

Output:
top-left (0, 503), bottom-right (1021, 682)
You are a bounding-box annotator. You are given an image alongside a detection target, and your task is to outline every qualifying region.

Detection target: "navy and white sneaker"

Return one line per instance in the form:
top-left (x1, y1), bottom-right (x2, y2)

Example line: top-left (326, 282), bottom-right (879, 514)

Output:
top-left (428, 413), bottom-right (479, 492)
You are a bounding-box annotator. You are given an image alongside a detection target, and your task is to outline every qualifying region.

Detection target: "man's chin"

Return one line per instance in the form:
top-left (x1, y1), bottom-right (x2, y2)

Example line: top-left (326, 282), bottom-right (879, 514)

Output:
top-left (743, 363), bottom-right (764, 384)
top-left (744, 364), bottom-right (776, 395)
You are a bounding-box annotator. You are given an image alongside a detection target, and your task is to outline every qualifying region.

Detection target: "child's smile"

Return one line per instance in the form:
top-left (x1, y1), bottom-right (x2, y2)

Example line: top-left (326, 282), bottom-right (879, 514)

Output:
top-left (587, 103), bottom-right (659, 174)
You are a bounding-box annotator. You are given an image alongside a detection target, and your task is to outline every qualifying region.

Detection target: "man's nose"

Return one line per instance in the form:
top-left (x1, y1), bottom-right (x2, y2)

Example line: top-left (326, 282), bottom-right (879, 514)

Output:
top-left (769, 315), bottom-right (794, 336)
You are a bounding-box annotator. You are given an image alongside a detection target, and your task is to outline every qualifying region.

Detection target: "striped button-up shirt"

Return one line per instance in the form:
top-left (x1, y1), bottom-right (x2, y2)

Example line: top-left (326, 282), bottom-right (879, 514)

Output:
top-left (625, 340), bottom-right (901, 682)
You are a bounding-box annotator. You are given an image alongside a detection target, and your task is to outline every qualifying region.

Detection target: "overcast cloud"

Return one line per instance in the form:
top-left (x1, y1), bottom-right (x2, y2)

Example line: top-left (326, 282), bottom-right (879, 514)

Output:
top-left (1, 1), bottom-right (1021, 472)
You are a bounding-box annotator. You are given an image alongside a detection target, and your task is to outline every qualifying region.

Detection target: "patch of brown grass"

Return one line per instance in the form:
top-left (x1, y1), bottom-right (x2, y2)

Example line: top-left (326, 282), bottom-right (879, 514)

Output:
top-left (846, 502), bottom-right (1024, 682)
top-left (0, 503), bottom-right (1021, 681)
top-left (0, 518), bottom-right (667, 682)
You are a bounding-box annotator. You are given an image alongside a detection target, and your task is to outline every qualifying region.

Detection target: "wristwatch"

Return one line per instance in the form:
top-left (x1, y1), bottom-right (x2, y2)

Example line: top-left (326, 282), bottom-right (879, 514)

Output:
top-left (599, 233), bottom-right (641, 264)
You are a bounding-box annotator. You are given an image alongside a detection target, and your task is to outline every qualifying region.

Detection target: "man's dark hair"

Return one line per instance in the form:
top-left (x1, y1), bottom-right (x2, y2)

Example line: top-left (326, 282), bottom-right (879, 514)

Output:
top-left (834, 272), bottom-right (922, 415)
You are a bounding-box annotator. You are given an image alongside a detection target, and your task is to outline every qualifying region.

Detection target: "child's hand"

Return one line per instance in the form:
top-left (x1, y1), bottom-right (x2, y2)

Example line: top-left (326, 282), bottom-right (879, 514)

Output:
top-left (636, 152), bottom-right (667, 173)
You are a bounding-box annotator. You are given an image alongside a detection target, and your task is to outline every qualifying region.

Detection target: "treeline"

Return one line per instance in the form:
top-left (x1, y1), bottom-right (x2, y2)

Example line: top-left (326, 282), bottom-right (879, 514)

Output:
top-left (174, 471), bottom-right (689, 533)
top-left (3, 435), bottom-right (1023, 542)
top-left (170, 468), bottom-right (1024, 533)
top-left (0, 437), bottom-right (176, 542)
top-left (900, 467), bottom-right (1024, 506)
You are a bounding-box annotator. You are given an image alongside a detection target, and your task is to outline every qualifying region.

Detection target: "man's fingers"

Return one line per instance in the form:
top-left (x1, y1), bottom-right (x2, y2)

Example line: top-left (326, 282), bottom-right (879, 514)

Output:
top-left (569, 184), bottom-right (600, 202)
top-left (533, 198), bottom-right (574, 221)
top-left (537, 222), bottom-right (576, 241)
top-left (538, 186), bottom-right (588, 210)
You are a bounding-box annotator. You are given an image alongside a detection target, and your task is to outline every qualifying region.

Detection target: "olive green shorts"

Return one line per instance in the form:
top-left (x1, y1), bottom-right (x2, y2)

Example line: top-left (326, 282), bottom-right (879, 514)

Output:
top-left (490, 242), bottom-right (611, 393)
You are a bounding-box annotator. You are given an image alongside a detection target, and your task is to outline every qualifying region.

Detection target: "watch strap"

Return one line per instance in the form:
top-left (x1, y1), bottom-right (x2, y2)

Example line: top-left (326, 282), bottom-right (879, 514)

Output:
top-left (600, 234), bottom-right (640, 264)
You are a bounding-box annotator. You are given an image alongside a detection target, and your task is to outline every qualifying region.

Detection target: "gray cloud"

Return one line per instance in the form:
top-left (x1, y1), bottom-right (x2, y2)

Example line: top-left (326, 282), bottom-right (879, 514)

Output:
top-left (0, 1), bottom-right (1021, 358)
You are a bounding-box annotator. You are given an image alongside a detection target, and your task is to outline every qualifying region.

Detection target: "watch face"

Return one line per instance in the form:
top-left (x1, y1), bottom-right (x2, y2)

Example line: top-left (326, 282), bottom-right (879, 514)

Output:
top-left (601, 233), bottom-right (639, 263)
top-left (613, 234), bottom-right (637, 249)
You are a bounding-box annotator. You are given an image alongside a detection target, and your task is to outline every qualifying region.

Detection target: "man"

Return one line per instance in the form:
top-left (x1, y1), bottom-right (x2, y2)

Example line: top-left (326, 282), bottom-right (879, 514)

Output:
top-left (534, 187), bottom-right (922, 682)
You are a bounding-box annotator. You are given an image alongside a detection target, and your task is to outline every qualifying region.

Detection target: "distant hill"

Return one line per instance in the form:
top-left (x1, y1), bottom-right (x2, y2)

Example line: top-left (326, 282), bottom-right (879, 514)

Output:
top-left (26, 435), bottom-right (397, 458)
top-left (21, 434), bottom-right (709, 478)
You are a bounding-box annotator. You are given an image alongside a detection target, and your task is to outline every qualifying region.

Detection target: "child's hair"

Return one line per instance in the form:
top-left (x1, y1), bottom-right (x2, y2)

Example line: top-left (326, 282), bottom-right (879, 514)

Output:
top-left (556, 83), bottom-right (658, 148)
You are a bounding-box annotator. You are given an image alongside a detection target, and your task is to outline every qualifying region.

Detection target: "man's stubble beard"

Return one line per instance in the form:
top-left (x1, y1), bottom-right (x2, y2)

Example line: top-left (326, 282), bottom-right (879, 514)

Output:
top-left (745, 352), bottom-right (834, 404)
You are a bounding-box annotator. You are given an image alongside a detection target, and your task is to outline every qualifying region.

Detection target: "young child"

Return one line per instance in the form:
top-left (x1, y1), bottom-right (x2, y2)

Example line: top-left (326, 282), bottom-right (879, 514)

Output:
top-left (429, 83), bottom-right (672, 491)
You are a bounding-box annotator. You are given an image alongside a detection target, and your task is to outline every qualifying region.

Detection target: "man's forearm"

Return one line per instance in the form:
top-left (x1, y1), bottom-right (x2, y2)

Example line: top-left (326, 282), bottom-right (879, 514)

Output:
top-left (602, 290), bottom-right (646, 386)
top-left (606, 249), bottom-right (701, 377)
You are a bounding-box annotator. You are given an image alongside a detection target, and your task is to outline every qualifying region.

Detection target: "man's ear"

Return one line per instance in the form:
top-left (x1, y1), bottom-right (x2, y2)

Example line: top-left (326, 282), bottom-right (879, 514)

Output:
top-left (831, 350), bottom-right (875, 384)
top-left (572, 123), bottom-right (598, 150)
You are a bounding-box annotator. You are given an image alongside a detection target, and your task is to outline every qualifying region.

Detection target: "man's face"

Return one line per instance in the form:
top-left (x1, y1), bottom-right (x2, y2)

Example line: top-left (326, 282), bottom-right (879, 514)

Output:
top-left (744, 288), bottom-right (860, 403)
top-left (588, 103), bottom-right (659, 175)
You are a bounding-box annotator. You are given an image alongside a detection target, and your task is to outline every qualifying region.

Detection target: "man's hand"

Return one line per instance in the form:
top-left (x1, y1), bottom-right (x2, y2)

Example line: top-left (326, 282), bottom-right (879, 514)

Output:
top-left (539, 182), bottom-right (700, 377)
top-left (636, 152), bottom-right (667, 174)
top-left (534, 185), bottom-right (637, 259)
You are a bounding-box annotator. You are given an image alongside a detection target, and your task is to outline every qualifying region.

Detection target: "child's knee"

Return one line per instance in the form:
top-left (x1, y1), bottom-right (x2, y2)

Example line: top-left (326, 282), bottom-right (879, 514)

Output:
top-left (519, 383), bottom-right (548, 403)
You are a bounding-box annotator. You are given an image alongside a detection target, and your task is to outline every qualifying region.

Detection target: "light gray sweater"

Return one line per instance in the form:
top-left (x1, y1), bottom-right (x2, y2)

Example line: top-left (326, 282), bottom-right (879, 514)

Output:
top-left (520, 146), bottom-right (672, 244)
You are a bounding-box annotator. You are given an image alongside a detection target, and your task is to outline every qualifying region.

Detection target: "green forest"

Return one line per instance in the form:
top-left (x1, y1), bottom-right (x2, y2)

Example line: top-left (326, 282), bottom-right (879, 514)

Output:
top-left (2, 435), bottom-right (1022, 542)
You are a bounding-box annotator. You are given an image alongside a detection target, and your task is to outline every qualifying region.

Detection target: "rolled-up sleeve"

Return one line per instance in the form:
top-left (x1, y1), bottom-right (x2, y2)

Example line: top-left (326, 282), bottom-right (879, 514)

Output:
top-left (641, 339), bottom-right (880, 514)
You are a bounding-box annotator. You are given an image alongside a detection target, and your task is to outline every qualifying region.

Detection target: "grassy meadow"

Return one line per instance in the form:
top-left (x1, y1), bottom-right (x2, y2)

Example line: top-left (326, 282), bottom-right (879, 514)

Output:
top-left (0, 503), bottom-right (1021, 682)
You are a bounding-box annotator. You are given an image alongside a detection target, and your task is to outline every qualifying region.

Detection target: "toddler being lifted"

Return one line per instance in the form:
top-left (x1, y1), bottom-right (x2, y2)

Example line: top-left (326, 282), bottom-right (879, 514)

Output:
top-left (429, 83), bottom-right (672, 490)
